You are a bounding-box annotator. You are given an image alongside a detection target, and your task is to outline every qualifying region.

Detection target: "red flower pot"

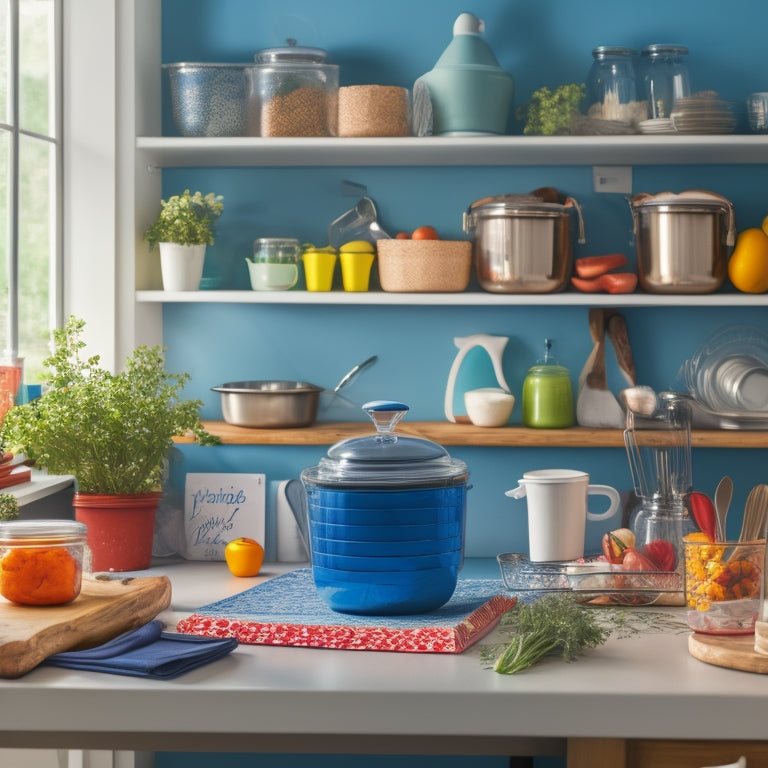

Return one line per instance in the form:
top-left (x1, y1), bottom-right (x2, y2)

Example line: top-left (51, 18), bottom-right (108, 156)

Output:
top-left (73, 492), bottom-right (161, 572)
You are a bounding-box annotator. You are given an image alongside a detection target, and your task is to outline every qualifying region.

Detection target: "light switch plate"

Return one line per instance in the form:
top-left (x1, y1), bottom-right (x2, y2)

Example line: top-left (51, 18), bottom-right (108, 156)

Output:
top-left (593, 165), bottom-right (632, 194)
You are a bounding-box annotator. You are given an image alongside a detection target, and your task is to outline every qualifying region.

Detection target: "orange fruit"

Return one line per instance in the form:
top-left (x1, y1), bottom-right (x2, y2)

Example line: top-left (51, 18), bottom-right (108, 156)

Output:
top-left (411, 225), bottom-right (439, 240)
top-left (224, 537), bottom-right (264, 577)
top-left (728, 227), bottom-right (768, 293)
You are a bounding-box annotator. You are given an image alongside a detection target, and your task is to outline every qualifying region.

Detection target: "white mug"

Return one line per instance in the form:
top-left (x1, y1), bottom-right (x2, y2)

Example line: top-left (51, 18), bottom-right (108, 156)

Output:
top-left (505, 469), bottom-right (620, 562)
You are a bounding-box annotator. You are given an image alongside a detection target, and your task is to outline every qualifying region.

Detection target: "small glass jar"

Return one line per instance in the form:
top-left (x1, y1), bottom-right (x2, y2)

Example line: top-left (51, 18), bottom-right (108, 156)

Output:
top-left (640, 44), bottom-right (690, 119)
top-left (586, 46), bottom-right (646, 127)
top-left (248, 238), bottom-right (301, 291)
top-left (522, 339), bottom-right (574, 428)
top-left (0, 520), bottom-right (88, 605)
top-left (250, 41), bottom-right (339, 137)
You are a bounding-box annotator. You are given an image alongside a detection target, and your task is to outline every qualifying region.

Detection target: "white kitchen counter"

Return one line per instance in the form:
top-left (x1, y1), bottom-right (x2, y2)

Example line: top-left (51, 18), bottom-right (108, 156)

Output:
top-left (1, 558), bottom-right (767, 767)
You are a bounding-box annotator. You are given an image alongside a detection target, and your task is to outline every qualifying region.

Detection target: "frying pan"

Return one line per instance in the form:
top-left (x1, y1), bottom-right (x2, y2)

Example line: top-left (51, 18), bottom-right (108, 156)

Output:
top-left (212, 356), bottom-right (377, 428)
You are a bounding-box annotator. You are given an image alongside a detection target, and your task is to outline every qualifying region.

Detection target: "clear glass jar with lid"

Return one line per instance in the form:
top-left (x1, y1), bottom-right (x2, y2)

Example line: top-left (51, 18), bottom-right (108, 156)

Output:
top-left (247, 238), bottom-right (301, 291)
top-left (249, 39), bottom-right (339, 137)
top-left (586, 46), bottom-right (646, 128)
top-left (521, 339), bottom-right (574, 429)
top-left (640, 44), bottom-right (690, 119)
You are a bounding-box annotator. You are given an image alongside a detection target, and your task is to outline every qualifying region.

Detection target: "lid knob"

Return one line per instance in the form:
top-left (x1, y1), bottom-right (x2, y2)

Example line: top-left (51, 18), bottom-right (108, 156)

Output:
top-left (363, 400), bottom-right (409, 443)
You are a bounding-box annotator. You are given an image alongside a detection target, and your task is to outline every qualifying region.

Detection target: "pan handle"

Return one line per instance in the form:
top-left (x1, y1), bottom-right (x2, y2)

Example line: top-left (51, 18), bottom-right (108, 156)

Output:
top-left (333, 355), bottom-right (378, 393)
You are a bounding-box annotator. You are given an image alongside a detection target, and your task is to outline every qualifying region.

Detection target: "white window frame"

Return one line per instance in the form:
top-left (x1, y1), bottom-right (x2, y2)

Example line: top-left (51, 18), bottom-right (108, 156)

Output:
top-left (63, 0), bottom-right (161, 372)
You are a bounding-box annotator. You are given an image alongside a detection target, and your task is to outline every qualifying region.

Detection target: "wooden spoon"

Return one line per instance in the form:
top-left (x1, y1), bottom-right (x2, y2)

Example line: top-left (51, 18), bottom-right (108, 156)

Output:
top-left (739, 484), bottom-right (768, 542)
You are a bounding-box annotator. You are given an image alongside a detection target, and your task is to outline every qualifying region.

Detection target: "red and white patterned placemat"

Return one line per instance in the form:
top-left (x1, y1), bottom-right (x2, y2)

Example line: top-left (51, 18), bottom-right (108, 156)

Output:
top-left (176, 568), bottom-right (516, 654)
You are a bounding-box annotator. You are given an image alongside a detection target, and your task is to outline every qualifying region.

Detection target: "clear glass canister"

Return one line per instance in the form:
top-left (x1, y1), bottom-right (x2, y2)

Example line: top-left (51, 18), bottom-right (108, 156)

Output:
top-left (522, 339), bottom-right (574, 428)
top-left (247, 238), bottom-right (301, 291)
top-left (640, 44), bottom-right (690, 119)
top-left (0, 519), bottom-right (88, 605)
top-left (250, 41), bottom-right (339, 137)
top-left (586, 46), bottom-right (646, 127)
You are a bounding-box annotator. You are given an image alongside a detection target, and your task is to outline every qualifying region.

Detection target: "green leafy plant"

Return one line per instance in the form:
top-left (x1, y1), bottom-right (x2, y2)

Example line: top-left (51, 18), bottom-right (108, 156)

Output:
top-left (0, 494), bottom-right (18, 521)
top-left (517, 83), bottom-right (586, 136)
top-left (143, 189), bottom-right (224, 251)
top-left (484, 594), bottom-right (609, 674)
top-left (0, 316), bottom-right (219, 495)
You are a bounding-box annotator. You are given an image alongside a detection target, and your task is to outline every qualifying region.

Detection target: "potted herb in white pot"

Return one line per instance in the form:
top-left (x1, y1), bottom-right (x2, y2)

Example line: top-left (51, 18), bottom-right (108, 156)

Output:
top-left (144, 189), bottom-right (224, 291)
top-left (0, 317), bottom-right (220, 572)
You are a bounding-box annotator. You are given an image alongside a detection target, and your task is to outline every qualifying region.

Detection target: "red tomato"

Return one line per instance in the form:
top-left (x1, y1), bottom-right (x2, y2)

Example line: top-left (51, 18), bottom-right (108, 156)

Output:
top-left (411, 226), bottom-right (439, 240)
top-left (639, 540), bottom-right (676, 571)
top-left (395, 232), bottom-right (410, 239)
top-left (574, 253), bottom-right (628, 279)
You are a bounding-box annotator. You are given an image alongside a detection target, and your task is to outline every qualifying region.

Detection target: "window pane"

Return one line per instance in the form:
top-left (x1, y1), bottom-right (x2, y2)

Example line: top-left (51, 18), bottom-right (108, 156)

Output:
top-left (18, 133), bottom-right (52, 379)
top-left (0, 0), bottom-right (9, 126)
top-left (0, 131), bottom-right (8, 348)
top-left (19, 0), bottom-right (54, 137)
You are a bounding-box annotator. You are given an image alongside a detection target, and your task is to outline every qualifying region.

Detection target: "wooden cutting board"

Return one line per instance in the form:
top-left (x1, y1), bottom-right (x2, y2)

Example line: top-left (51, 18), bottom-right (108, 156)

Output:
top-left (688, 631), bottom-right (768, 674)
top-left (0, 574), bottom-right (172, 678)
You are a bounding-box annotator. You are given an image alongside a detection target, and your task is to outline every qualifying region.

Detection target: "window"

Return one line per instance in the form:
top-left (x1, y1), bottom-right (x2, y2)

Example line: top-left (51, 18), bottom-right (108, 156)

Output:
top-left (0, 0), bottom-right (61, 384)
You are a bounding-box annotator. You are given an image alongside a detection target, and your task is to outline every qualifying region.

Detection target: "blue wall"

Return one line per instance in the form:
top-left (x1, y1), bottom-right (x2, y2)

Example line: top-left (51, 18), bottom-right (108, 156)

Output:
top-left (157, 3), bottom-right (767, 762)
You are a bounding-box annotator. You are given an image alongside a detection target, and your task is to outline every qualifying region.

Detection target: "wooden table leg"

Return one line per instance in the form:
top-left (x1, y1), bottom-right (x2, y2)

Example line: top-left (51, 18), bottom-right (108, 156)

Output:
top-left (568, 738), bottom-right (627, 768)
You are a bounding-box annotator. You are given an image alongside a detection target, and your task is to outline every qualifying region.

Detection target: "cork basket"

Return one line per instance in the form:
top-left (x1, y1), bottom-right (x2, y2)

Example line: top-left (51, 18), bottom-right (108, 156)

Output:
top-left (376, 240), bottom-right (472, 292)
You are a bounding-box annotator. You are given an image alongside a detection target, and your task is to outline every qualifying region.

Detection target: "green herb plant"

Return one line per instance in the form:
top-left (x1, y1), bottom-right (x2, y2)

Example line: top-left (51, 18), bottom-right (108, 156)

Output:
top-left (0, 316), bottom-right (219, 495)
top-left (0, 494), bottom-right (18, 521)
top-left (143, 189), bottom-right (224, 251)
top-left (517, 83), bottom-right (586, 136)
top-left (486, 594), bottom-right (610, 674)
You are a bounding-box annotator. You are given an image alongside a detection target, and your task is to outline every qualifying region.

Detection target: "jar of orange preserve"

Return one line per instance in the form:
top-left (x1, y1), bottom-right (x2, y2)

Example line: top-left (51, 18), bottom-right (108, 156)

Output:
top-left (0, 520), bottom-right (88, 605)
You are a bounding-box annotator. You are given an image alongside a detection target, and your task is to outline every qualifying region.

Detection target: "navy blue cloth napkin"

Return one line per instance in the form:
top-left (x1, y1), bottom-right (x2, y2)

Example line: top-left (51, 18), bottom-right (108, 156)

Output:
top-left (42, 620), bottom-right (238, 679)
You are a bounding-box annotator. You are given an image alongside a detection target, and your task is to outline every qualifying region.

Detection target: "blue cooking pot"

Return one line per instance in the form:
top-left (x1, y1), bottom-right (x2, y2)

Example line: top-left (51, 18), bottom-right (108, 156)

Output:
top-left (300, 401), bottom-right (470, 615)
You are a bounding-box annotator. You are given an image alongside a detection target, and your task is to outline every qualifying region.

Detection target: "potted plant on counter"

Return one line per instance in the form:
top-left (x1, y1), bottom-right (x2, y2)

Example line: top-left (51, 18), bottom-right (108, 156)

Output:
top-left (0, 316), bottom-right (220, 572)
top-left (144, 189), bottom-right (224, 291)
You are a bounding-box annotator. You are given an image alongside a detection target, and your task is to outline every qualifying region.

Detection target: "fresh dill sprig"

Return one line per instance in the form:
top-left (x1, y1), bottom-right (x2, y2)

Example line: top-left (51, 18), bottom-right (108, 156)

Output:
top-left (481, 594), bottom-right (688, 674)
top-left (485, 594), bottom-right (609, 674)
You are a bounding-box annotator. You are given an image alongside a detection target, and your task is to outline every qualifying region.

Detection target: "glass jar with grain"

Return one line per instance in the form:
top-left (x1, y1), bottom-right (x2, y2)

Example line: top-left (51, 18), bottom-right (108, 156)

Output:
top-left (250, 40), bottom-right (339, 137)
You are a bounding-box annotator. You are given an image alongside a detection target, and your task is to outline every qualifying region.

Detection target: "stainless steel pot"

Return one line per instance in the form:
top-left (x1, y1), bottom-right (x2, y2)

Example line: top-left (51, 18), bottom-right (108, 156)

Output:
top-left (213, 356), bottom-right (377, 428)
top-left (463, 193), bottom-right (585, 293)
top-left (630, 191), bottom-right (735, 294)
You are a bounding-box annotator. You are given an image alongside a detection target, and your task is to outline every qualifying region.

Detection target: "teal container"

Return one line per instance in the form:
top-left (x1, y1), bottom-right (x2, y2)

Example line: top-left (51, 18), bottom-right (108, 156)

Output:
top-left (414, 13), bottom-right (514, 136)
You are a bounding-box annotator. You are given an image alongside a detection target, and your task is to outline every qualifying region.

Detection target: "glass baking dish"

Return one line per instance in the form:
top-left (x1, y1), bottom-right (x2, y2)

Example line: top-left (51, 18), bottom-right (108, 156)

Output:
top-left (497, 552), bottom-right (683, 606)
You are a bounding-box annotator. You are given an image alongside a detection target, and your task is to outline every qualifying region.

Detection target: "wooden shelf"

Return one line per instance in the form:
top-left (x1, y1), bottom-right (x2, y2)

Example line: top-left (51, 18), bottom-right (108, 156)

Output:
top-left (175, 421), bottom-right (768, 448)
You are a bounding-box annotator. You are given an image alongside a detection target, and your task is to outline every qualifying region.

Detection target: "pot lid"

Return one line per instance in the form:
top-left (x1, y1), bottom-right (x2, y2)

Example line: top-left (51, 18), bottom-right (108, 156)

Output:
top-left (254, 39), bottom-right (330, 64)
top-left (302, 401), bottom-right (468, 486)
top-left (630, 190), bottom-right (732, 212)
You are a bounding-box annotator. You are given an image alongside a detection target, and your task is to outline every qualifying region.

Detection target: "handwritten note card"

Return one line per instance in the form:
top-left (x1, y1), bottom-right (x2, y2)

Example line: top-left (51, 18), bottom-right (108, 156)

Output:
top-left (183, 473), bottom-right (265, 561)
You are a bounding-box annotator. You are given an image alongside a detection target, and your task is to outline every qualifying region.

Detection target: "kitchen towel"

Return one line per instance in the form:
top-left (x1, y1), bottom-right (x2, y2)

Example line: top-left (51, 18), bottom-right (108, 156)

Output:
top-left (42, 620), bottom-right (238, 679)
top-left (176, 568), bottom-right (516, 653)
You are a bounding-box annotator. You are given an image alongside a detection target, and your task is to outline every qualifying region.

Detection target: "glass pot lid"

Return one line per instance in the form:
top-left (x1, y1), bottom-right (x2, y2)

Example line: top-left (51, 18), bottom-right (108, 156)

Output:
top-left (254, 39), bottom-right (330, 65)
top-left (301, 401), bottom-right (468, 487)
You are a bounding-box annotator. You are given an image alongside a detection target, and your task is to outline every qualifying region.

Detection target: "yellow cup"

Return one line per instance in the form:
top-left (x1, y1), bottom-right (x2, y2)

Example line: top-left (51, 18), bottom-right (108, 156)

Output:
top-left (302, 251), bottom-right (337, 292)
top-left (340, 251), bottom-right (375, 292)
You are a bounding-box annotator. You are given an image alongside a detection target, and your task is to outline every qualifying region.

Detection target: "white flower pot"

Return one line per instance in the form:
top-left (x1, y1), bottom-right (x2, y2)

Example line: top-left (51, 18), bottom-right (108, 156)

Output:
top-left (159, 242), bottom-right (206, 291)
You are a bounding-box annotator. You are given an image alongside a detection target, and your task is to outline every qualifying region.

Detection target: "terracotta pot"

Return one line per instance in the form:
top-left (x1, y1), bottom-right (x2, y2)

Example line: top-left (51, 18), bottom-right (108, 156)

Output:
top-left (73, 492), bottom-right (161, 572)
